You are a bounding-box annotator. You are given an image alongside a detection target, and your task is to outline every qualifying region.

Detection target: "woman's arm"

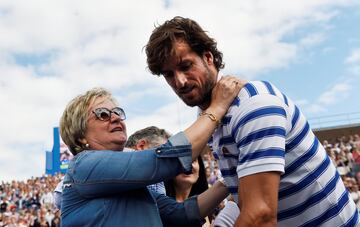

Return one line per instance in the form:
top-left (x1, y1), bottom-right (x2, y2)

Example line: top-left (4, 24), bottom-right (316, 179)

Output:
top-left (184, 76), bottom-right (244, 160)
top-left (155, 192), bottom-right (202, 227)
top-left (70, 76), bottom-right (244, 197)
top-left (71, 142), bottom-right (191, 197)
top-left (155, 180), bottom-right (229, 227)
top-left (197, 180), bottom-right (229, 218)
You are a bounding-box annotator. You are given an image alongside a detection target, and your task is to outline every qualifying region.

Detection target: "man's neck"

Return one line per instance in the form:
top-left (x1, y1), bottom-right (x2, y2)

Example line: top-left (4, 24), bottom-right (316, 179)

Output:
top-left (198, 72), bottom-right (219, 110)
top-left (199, 100), bottom-right (211, 111)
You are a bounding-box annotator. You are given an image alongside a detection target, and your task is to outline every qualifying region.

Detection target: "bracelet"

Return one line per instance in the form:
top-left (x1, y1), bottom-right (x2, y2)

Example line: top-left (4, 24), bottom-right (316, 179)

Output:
top-left (218, 177), bottom-right (226, 187)
top-left (199, 112), bottom-right (221, 125)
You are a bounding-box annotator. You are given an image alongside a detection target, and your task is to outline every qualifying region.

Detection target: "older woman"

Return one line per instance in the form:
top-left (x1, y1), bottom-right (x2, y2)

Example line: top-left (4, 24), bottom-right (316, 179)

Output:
top-left (59, 76), bottom-right (242, 227)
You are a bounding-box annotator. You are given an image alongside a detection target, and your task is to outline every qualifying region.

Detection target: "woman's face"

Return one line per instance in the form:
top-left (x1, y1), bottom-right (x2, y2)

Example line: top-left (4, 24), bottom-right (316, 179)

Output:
top-left (175, 159), bottom-right (200, 186)
top-left (83, 97), bottom-right (127, 151)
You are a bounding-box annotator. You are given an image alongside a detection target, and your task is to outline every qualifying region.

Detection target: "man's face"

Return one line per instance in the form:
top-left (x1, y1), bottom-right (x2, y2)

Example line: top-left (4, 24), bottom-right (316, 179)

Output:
top-left (160, 40), bottom-right (217, 108)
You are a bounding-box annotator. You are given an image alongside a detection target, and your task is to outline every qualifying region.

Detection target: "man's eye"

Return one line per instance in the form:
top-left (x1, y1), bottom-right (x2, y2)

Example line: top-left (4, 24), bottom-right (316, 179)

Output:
top-left (180, 63), bottom-right (192, 71)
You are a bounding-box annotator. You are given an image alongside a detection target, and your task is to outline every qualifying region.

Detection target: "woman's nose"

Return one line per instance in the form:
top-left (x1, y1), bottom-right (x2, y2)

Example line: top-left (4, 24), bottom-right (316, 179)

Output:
top-left (110, 112), bottom-right (122, 122)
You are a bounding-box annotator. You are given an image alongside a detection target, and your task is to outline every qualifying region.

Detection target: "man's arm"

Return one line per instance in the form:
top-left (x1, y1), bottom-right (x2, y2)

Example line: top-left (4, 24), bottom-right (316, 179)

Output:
top-left (234, 171), bottom-right (280, 227)
top-left (228, 84), bottom-right (288, 226)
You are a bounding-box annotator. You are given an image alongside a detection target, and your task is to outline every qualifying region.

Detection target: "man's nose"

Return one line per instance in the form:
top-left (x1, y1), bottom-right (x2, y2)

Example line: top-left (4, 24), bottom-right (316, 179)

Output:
top-left (174, 71), bottom-right (187, 89)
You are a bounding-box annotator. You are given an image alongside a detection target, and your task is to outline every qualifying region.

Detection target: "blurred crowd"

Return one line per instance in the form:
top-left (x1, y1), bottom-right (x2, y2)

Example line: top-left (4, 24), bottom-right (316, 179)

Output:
top-left (1, 133), bottom-right (360, 226)
top-left (324, 134), bottom-right (360, 209)
top-left (0, 174), bottom-right (62, 227)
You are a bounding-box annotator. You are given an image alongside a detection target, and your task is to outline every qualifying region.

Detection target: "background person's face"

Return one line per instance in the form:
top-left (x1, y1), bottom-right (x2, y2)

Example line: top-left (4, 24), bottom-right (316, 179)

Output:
top-left (175, 159), bottom-right (200, 186)
top-left (161, 40), bottom-right (217, 108)
top-left (84, 97), bottom-right (127, 151)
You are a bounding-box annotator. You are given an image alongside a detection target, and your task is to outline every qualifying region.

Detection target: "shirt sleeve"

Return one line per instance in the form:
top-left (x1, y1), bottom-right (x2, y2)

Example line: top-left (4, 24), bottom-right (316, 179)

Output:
top-left (53, 191), bottom-right (62, 210)
top-left (68, 132), bottom-right (193, 197)
top-left (230, 95), bottom-right (287, 178)
top-left (153, 191), bottom-right (201, 227)
top-left (212, 201), bottom-right (240, 227)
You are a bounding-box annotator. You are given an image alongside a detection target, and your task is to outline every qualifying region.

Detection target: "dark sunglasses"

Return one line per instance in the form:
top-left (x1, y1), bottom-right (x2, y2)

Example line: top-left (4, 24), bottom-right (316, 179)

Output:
top-left (92, 107), bottom-right (126, 121)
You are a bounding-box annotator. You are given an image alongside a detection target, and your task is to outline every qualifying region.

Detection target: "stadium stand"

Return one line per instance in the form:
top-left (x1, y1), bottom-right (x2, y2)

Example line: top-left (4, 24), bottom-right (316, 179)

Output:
top-left (0, 173), bottom-right (62, 226)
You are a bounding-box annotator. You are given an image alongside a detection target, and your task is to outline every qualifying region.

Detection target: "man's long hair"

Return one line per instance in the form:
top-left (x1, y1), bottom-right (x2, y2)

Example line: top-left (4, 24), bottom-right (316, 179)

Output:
top-left (145, 16), bottom-right (224, 76)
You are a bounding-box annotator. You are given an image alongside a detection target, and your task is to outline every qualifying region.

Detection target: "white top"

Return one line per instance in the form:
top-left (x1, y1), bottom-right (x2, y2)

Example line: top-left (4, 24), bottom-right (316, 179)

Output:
top-left (210, 81), bottom-right (359, 226)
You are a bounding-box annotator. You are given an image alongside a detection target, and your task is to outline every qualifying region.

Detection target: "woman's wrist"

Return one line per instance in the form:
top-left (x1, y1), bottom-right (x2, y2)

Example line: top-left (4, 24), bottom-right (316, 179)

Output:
top-left (203, 106), bottom-right (227, 124)
top-left (217, 178), bottom-right (227, 188)
top-left (198, 111), bottom-right (221, 126)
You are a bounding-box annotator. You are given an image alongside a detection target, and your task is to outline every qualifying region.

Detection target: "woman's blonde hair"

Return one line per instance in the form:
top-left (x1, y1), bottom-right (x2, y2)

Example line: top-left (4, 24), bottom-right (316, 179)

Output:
top-left (59, 87), bottom-right (116, 155)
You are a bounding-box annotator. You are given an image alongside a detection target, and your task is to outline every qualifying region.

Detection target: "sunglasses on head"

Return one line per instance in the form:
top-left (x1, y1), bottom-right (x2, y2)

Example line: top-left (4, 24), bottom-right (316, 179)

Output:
top-left (92, 107), bottom-right (126, 121)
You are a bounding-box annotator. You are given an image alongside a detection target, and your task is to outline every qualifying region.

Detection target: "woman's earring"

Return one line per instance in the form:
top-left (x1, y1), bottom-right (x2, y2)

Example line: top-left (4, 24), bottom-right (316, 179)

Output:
top-left (85, 143), bottom-right (90, 149)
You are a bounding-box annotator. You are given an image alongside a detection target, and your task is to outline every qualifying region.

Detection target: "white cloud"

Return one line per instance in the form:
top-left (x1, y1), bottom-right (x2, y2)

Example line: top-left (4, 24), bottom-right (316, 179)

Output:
top-left (349, 66), bottom-right (360, 75)
top-left (299, 33), bottom-right (326, 48)
top-left (317, 83), bottom-right (351, 105)
top-left (126, 101), bottom-right (197, 137)
top-left (302, 45), bottom-right (360, 116)
top-left (303, 80), bottom-right (352, 115)
top-left (345, 48), bottom-right (360, 76)
top-left (0, 0), bottom-right (359, 181)
top-left (345, 48), bottom-right (360, 64)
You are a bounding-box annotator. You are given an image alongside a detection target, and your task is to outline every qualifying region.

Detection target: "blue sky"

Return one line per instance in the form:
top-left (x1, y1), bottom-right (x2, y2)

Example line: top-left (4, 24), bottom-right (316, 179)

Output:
top-left (270, 8), bottom-right (360, 117)
top-left (0, 0), bottom-right (360, 181)
top-left (254, 6), bottom-right (360, 126)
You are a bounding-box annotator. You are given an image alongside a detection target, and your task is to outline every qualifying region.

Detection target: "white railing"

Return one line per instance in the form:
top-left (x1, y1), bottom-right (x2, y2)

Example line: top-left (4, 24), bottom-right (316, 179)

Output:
top-left (308, 112), bottom-right (360, 130)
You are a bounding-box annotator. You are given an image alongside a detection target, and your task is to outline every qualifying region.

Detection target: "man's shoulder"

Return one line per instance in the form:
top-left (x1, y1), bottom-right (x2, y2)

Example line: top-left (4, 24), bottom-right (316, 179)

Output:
top-left (234, 80), bottom-right (288, 109)
top-left (223, 80), bottom-right (288, 124)
top-left (239, 80), bottom-right (281, 98)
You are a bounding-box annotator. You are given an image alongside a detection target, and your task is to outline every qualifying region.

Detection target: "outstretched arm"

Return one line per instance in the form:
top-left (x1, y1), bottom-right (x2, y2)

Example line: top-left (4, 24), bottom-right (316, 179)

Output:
top-left (197, 180), bottom-right (229, 218)
top-left (156, 180), bottom-right (229, 227)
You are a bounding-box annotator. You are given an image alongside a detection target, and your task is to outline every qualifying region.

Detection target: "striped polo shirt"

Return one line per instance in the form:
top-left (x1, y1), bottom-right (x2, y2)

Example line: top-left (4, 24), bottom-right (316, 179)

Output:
top-left (209, 81), bottom-right (359, 226)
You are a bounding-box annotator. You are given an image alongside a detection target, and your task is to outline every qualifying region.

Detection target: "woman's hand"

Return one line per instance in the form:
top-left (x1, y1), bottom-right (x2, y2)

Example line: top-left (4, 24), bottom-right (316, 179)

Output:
top-left (184, 75), bottom-right (246, 161)
top-left (206, 76), bottom-right (246, 120)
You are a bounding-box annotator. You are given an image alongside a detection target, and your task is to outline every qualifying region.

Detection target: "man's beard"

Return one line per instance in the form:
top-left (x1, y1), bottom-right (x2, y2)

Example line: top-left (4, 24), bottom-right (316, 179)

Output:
top-left (180, 63), bottom-right (216, 108)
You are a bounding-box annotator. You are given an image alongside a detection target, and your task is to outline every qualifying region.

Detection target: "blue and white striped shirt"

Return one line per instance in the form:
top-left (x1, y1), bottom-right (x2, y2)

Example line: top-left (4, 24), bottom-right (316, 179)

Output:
top-left (210, 81), bottom-right (359, 226)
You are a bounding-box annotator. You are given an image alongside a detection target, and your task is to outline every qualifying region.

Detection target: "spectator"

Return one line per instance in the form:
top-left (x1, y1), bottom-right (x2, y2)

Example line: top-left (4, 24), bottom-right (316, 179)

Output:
top-left (164, 157), bottom-right (211, 226)
top-left (164, 157), bottom-right (208, 202)
top-left (125, 126), bottom-right (171, 194)
top-left (205, 166), bottom-right (217, 186)
top-left (40, 188), bottom-right (54, 210)
top-left (0, 197), bottom-right (7, 213)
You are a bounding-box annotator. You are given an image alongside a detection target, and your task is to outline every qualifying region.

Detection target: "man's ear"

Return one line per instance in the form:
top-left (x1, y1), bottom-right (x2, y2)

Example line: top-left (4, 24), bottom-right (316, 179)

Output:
top-left (135, 139), bottom-right (149, 151)
top-left (203, 51), bottom-right (214, 65)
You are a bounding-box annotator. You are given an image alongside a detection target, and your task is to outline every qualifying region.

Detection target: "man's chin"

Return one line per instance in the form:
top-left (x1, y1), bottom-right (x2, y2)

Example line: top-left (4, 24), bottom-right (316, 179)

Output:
top-left (181, 96), bottom-right (203, 107)
top-left (180, 93), bottom-right (211, 108)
